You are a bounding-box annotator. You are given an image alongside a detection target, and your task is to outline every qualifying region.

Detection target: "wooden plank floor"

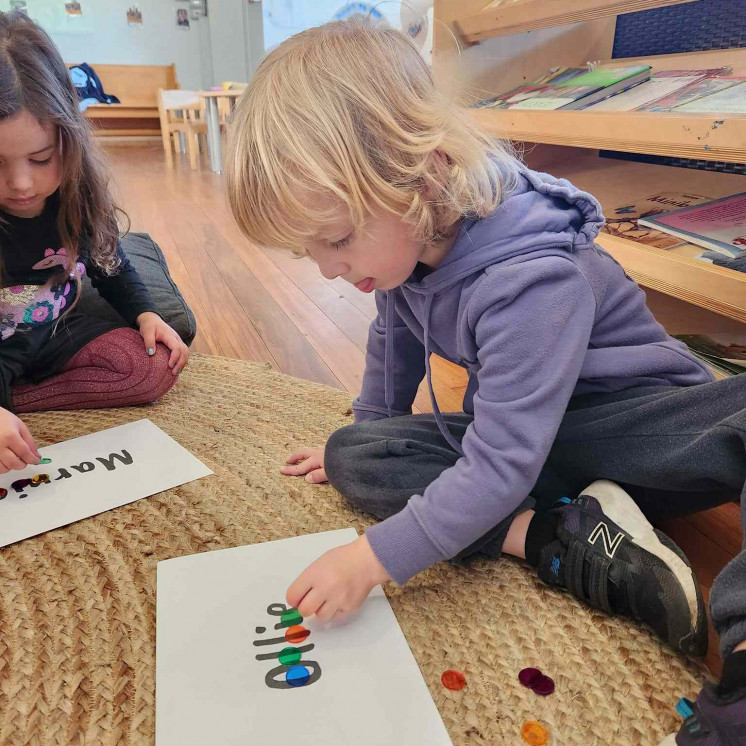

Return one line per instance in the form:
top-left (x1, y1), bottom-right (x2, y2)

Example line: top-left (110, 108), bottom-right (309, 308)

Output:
top-left (107, 141), bottom-right (740, 675)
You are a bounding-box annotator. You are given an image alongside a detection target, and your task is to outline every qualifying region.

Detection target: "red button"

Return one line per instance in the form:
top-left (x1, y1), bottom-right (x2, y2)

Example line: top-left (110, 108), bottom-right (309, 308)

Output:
top-left (441, 669), bottom-right (466, 691)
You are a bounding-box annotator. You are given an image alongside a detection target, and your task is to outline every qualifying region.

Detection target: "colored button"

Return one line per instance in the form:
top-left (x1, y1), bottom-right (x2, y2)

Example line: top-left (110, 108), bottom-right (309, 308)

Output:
top-left (533, 675), bottom-right (555, 696)
top-left (441, 669), bottom-right (466, 691)
top-left (521, 721), bottom-right (549, 745)
top-left (519, 668), bottom-right (543, 687)
top-left (519, 667), bottom-right (554, 696)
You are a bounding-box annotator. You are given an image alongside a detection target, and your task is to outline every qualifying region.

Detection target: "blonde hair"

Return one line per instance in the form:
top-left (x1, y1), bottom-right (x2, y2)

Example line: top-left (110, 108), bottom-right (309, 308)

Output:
top-left (226, 19), bottom-right (521, 253)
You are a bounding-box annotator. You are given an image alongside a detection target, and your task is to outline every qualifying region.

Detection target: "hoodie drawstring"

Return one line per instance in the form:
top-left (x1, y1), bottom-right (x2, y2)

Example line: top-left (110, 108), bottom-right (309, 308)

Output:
top-left (384, 291), bottom-right (395, 418)
top-left (423, 295), bottom-right (465, 456)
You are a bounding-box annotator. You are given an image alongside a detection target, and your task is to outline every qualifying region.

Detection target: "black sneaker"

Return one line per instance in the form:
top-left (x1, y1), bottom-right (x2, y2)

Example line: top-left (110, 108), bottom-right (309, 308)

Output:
top-left (536, 480), bottom-right (707, 657)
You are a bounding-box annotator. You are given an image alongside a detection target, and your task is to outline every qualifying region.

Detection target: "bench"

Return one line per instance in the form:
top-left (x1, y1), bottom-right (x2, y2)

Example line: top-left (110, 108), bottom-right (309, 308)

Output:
top-left (67, 63), bottom-right (179, 137)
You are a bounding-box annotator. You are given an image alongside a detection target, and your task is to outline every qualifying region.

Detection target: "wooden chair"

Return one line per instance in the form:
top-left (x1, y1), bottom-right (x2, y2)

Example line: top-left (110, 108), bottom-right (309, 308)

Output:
top-left (157, 89), bottom-right (208, 170)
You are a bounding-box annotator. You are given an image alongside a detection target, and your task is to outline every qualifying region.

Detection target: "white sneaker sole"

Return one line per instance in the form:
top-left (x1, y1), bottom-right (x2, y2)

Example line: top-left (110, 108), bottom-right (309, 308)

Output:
top-left (580, 479), bottom-right (700, 628)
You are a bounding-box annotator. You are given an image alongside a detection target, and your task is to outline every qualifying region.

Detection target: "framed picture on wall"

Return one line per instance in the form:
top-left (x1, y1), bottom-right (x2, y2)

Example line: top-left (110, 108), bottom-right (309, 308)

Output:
top-left (126, 5), bottom-right (142, 26)
top-left (176, 6), bottom-right (190, 28)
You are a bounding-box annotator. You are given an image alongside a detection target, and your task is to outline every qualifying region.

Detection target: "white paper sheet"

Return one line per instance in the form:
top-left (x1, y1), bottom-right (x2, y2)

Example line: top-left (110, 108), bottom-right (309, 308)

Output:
top-left (0, 419), bottom-right (212, 547)
top-left (156, 528), bottom-right (453, 746)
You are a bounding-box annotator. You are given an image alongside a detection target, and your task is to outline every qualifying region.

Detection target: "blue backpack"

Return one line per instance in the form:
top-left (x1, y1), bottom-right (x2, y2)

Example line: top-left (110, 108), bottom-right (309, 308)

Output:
top-left (69, 63), bottom-right (120, 109)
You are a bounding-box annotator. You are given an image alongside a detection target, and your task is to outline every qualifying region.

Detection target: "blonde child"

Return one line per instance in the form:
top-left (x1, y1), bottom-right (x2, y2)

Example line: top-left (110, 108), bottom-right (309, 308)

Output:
top-left (0, 11), bottom-right (189, 474)
top-left (228, 21), bottom-right (746, 743)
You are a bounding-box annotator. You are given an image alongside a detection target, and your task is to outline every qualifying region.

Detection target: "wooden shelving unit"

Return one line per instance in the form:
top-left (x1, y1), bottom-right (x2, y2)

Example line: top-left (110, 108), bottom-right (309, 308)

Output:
top-left (474, 109), bottom-right (746, 163)
top-left (456, 0), bottom-right (700, 44)
top-left (434, 2), bottom-right (746, 325)
top-left (473, 48), bottom-right (746, 164)
top-left (522, 148), bottom-right (746, 322)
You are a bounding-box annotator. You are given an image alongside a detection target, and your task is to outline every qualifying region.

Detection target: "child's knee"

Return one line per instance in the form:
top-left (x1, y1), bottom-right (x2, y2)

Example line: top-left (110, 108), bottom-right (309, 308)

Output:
top-left (140, 343), bottom-right (177, 402)
top-left (98, 329), bottom-right (176, 403)
top-left (323, 424), bottom-right (362, 490)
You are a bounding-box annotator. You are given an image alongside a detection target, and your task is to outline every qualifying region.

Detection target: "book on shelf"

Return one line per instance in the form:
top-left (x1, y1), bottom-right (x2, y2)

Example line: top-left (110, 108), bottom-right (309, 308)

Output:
top-left (674, 333), bottom-right (746, 377)
top-left (473, 85), bottom-right (547, 109)
top-left (530, 66), bottom-right (588, 86)
top-left (473, 66), bottom-right (587, 109)
top-left (586, 68), bottom-right (731, 112)
top-left (638, 193), bottom-right (746, 259)
top-left (510, 65), bottom-right (651, 110)
top-left (672, 80), bottom-right (746, 114)
top-left (694, 250), bottom-right (746, 274)
top-left (601, 191), bottom-right (713, 249)
top-left (637, 74), bottom-right (742, 113)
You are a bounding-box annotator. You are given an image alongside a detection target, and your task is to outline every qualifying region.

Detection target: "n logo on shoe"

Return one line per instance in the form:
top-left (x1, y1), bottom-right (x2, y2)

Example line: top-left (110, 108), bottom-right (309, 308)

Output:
top-left (588, 521), bottom-right (625, 559)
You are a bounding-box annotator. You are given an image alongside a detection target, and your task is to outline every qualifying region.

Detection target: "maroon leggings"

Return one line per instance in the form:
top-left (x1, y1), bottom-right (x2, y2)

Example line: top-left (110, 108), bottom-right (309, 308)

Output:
top-left (12, 327), bottom-right (177, 413)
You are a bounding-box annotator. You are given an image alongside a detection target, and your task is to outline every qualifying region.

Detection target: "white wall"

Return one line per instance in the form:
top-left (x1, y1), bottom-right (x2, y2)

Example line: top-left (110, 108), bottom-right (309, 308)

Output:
top-left (32, 0), bottom-right (211, 90)
top-left (244, 0), bottom-right (264, 80)
top-left (208, 0), bottom-right (248, 83)
top-left (207, 0), bottom-right (264, 84)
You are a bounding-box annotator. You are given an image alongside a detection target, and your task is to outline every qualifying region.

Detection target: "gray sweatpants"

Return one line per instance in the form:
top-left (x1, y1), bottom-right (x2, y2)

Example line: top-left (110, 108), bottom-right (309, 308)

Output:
top-left (324, 376), bottom-right (746, 658)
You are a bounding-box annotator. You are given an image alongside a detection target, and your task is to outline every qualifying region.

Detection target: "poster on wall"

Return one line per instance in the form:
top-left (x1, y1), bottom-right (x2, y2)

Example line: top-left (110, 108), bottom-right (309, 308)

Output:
top-left (126, 4), bottom-right (142, 26)
top-left (156, 528), bottom-right (453, 746)
top-left (176, 6), bottom-right (190, 29)
top-left (22, 0), bottom-right (93, 33)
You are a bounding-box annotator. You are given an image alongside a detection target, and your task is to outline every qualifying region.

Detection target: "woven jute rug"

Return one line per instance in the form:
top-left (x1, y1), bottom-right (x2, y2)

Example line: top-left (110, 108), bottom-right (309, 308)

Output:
top-left (1, 355), bottom-right (707, 745)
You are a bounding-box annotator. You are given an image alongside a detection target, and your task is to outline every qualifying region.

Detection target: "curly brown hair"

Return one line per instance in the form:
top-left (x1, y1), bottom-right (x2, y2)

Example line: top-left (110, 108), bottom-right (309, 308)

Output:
top-left (0, 10), bottom-right (126, 282)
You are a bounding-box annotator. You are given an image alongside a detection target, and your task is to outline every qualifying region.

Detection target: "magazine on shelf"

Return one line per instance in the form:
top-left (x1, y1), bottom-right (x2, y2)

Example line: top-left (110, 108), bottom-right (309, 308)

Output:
top-left (693, 250), bottom-right (746, 274)
top-left (637, 75), bottom-right (743, 112)
top-left (530, 65), bottom-right (588, 86)
top-left (638, 193), bottom-right (746, 258)
top-left (672, 81), bottom-right (746, 114)
top-left (674, 334), bottom-right (746, 377)
top-left (601, 191), bottom-right (713, 249)
top-left (474, 84), bottom-right (553, 109)
top-left (511, 65), bottom-right (651, 110)
top-left (586, 71), bottom-right (708, 112)
top-left (473, 66), bottom-right (588, 109)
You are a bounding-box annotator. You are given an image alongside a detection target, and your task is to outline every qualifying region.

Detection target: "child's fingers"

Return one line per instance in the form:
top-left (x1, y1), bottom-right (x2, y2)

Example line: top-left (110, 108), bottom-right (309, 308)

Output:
top-left (0, 447), bottom-right (25, 472)
top-left (286, 570), bottom-right (314, 609)
top-left (140, 327), bottom-right (157, 357)
top-left (9, 433), bottom-right (38, 466)
top-left (297, 589), bottom-right (325, 619)
top-left (175, 345), bottom-right (190, 373)
top-left (315, 602), bottom-right (336, 623)
top-left (167, 346), bottom-right (181, 372)
top-left (18, 421), bottom-right (40, 460)
top-left (315, 602), bottom-right (337, 623)
top-left (305, 467), bottom-right (327, 484)
top-left (281, 456), bottom-right (321, 476)
top-left (285, 449), bottom-right (314, 464)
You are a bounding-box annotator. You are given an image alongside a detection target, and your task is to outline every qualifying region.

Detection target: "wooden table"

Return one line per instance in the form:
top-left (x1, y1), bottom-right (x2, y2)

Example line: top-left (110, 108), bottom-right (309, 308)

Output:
top-left (198, 89), bottom-right (243, 174)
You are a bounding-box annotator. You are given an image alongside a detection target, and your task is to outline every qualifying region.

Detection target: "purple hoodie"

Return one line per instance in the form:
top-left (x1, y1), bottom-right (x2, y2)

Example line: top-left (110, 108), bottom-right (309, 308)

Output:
top-left (354, 167), bottom-right (714, 585)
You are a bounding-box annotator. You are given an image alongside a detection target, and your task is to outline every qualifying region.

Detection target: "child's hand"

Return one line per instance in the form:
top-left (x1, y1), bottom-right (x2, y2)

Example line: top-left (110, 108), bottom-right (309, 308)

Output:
top-left (0, 407), bottom-right (41, 474)
top-left (136, 312), bottom-right (190, 374)
top-left (287, 535), bottom-right (390, 622)
top-left (281, 446), bottom-right (327, 483)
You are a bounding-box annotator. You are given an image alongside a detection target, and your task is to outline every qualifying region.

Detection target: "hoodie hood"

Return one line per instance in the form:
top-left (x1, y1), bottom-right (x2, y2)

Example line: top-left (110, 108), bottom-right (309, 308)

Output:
top-left (403, 167), bottom-right (605, 295)
top-left (382, 167), bottom-right (606, 451)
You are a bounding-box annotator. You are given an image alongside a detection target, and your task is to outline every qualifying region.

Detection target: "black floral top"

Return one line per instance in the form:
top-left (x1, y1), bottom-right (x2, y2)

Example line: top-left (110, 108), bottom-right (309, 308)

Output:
top-left (0, 192), bottom-right (155, 340)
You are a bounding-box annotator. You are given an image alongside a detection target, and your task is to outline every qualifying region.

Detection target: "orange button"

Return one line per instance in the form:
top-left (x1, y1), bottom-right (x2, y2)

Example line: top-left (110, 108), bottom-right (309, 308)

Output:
top-left (521, 721), bottom-right (549, 745)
